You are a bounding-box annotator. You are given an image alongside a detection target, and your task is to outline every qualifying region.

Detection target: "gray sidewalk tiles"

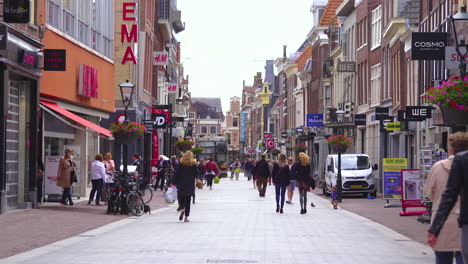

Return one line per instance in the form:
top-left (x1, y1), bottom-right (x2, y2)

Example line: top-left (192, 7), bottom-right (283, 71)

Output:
top-left (1, 175), bottom-right (434, 264)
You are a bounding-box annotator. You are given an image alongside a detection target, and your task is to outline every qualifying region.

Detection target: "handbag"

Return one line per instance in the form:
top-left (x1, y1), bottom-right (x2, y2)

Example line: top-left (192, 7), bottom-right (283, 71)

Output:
top-left (196, 179), bottom-right (203, 189)
top-left (71, 169), bottom-right (78, 183)
top-left (214, 176), bottom-right (220, 184)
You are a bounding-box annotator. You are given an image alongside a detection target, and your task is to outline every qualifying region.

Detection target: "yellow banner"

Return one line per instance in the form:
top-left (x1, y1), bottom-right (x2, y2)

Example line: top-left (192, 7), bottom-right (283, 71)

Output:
top-left (383, 158), bottom-right (408, 166)
top-left (386, 122), bottom-right (401, 131)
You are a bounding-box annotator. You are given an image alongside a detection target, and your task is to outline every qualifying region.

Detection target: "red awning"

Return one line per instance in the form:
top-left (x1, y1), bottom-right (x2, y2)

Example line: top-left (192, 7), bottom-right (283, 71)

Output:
top-left (40, 100), bottom-right (112, 137)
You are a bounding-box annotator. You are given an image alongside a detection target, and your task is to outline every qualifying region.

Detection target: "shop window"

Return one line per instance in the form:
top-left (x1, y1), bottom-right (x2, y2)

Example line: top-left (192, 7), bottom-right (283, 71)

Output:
top-left (233, 117), bottom-right (238, 127)
top-left (188, 112), bottom-right (195, 119)
top-left (201, 126), bottom-right (207, 134)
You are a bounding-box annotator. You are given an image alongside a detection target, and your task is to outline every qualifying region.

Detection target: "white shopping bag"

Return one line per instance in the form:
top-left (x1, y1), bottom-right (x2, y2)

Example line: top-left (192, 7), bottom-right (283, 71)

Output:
top-left (165, 186), bottom-right (177, 204)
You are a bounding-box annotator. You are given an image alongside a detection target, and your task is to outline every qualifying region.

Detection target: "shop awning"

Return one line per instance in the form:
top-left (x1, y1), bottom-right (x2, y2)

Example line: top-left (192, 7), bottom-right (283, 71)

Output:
top-left (40, 101), bottom-right (112, 137)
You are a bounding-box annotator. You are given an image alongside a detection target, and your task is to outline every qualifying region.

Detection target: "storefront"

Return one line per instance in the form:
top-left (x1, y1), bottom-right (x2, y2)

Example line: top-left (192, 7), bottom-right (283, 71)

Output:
top-left (0, 24), bottom-right (42, 214)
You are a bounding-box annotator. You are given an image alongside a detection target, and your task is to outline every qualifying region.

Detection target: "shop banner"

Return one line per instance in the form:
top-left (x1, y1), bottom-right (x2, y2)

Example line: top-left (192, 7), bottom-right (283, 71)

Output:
top-left (152, 130), bottom-right (159, 166)
top-left (382, 158), bottom-right (407, 199)
top-left (401, 169), bottom-right (424, 208)
top-left (240, 111), bottom-right (246, 142)
top-left (44, 156), bottom-right (63, 196)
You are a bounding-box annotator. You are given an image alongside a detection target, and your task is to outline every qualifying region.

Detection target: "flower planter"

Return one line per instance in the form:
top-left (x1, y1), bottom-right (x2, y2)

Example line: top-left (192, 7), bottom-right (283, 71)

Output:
top-left (332, 145), bottom-right (349, 153)
top-left (113, 132), bottom-right (139, 144)
top-left (440, 107), bottom-right (468, 126)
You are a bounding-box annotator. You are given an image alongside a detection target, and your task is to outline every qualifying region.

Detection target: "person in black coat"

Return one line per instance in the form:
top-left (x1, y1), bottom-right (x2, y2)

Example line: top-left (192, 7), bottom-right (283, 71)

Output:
top-left (272, 154), bottom-right (290, 214)
top-left (173, 151), bottom-right (199, 222)
top-left (428, 132), bottom-right (468, 261)
top-left (254, 155), bottom-right (271, 197)
top-left (296, 152), bottom-right (312, 214)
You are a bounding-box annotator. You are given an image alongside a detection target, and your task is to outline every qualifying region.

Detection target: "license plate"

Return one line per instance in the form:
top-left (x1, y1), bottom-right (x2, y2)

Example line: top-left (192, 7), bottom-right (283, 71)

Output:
top-left (351, 185), bottom-right (362, 189)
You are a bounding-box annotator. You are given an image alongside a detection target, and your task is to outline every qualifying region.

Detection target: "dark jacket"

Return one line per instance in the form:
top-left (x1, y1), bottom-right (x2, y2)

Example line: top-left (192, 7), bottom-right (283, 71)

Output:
top-left (244, 161), bottom-right (254, 171)
top-left (429, 150), bottom-right (468, 235)
top-left (174, 164), bottom-right (198, 197)
top-left (254, 159), bottom-right (271, 178)
top-left (295, 163), bottom-right (311, 184)
top-left (288, 163), bottom-right (297, 180)
top-left (272, 163), bottom-right (290, 186)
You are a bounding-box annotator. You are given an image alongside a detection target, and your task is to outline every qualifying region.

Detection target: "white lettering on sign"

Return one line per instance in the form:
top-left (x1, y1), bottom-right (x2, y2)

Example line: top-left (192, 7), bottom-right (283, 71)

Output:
top-left (154, 116), bottom-right (166, 125)
top-left (411, 109), bottom-right (427, 116)
top-left (153, 51), bottom-right (169, 66)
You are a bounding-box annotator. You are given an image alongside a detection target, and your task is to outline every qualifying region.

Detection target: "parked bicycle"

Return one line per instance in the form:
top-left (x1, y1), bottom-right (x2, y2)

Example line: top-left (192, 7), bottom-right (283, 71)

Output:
top-left (107, 172), bottom-right (145, 216)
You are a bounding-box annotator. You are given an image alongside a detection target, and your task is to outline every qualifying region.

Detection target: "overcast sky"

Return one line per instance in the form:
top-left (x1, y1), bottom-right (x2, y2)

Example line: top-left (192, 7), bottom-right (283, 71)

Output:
top-left (177, 0), bottom-right (314, 113)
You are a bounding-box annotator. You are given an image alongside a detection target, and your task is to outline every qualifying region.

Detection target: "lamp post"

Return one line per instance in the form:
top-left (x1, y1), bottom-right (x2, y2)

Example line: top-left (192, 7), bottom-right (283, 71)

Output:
top-left (119, 80), bottom-right (135, 177)
top-left (450, 4), bottom-right (468, 80)
top-left (335, 109), bottom-right (345, 203)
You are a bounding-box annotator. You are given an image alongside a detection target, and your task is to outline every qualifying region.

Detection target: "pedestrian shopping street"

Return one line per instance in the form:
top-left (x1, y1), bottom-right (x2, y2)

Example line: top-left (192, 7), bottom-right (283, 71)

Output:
top-left (2, 175), bottom-right (434, 264)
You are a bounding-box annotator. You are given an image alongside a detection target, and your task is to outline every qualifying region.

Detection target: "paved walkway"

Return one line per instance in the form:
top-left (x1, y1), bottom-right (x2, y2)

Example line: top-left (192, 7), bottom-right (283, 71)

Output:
top-left (1, 176), bottom-right (434, 264)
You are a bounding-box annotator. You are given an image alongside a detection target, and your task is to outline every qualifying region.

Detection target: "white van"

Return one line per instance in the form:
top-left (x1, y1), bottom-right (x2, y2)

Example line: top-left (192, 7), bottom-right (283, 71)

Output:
top-left (323, 154), bottom-right (378, 197)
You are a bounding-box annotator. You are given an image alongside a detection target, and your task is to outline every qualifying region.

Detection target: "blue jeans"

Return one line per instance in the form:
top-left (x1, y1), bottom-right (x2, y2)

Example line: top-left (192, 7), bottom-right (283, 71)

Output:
top-left (275, 184), bottom-right (287, 208)
top-left (61, 188), bottom-right (72, 204)
top-left (435, 251), bottom-right (464, 264)
top-left (89, 179), bottom-right (103, 204)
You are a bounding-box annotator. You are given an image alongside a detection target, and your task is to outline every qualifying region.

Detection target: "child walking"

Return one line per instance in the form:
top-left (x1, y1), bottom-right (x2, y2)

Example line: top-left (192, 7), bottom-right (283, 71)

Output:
top-left (331, 186), bottom-right (338, 209)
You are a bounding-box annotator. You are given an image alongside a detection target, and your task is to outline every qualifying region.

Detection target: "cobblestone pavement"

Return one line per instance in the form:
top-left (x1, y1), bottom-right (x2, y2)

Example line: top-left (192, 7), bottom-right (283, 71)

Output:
top-left (1, 176), bottom-right (434, 264)
top-left (0, 189), bottom-right (167, 259)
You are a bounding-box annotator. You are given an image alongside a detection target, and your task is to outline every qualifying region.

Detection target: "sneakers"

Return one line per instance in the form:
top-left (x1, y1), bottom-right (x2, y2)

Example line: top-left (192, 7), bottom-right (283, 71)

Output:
top-left (286, 201), bottom-right (292, 204)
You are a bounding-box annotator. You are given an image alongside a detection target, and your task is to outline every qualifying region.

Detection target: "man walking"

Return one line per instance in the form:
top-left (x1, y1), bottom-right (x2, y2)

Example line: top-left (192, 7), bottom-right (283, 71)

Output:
top-left (286, 157), bottom-right (296, 204)
top-left (254, 155), bottom-right (271, 197)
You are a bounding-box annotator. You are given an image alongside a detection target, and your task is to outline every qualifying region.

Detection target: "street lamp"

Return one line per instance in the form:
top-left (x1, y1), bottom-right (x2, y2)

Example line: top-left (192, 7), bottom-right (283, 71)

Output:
top-left (119, 80), bottom-right (135, 177)
top-left (450, 4), bottom-right (468, 79)
top-left (335, 109), bottom-right (345, 202)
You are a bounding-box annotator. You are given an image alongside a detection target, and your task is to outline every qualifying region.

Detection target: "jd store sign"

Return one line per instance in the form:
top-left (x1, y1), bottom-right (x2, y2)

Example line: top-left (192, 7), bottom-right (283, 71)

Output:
top-left (411, 32), bottom-right (447, 60)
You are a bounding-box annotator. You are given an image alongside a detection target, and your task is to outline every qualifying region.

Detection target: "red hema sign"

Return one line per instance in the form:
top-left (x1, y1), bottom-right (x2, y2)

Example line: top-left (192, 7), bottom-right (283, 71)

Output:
top-left (121, 3), bottom-right (138, 64)
top-left (266, 139), bottom-right (275, 149)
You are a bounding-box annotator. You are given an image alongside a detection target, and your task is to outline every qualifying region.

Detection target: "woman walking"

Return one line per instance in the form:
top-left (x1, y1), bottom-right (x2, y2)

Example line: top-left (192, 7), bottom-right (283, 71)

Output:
top-left (88, 154), bottom-right (106, 206)
top-left (57, 149), bottom-right (76, 205)
top-left (174, 151), bottom-right (199, 222)
top-left (424, 133), bottom-right (464, 263)
top-left (296, 152), bottom-right (312, 214)
top-left (103, 152), bottom-right (115, 203)
top-left (204, 158), bottom-right (219, 190)
top-left (272, 154), bottom-right (290, 214)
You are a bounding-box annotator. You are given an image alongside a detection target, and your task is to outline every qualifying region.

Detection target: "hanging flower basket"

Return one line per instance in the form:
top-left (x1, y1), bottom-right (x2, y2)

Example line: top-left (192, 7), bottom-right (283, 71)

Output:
top-left (109, 121), bottom-right (145, 145)
top-left (292, 144), bottom-right (307, 152)
top-left (113, 132), bottom-right (140, 144)
top-left (269, 148), bottom-right (281, 155)
top-left (176, 139), bottom-right (194, 152)
top-left (424, 75), bottom-right (468, 111)
top-left (440, 106), bottom-right (468, 126)
top-left (327, 135), bottom-right (352, 154)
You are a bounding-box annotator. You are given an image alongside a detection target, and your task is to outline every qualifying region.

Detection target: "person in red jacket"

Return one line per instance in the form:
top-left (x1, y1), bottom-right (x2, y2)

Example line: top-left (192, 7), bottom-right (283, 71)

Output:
top-left (204, 158), bottom-right (219, 190)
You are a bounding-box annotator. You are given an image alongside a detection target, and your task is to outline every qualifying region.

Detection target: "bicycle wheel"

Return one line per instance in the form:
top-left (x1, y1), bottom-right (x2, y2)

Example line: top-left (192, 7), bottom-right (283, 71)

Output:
top-left (139, 185), bottom-right (153, 204)
top-left (126, 192), bottom-right (144, 216)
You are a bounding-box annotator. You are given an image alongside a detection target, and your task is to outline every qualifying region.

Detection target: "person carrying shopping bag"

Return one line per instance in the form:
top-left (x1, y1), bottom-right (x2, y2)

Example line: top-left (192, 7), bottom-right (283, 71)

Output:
top-left (174, 151), bottom-right (199, 222)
